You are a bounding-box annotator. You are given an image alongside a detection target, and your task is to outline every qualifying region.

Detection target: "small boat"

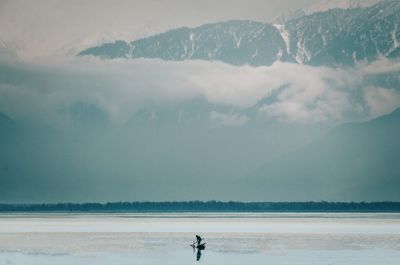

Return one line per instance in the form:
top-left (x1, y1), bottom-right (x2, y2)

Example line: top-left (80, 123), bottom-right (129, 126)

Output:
top-left (190, 235), bottom-right (206, 261)
top-left (197, 242), bottom-right (206, 250)
top-left (190, 235), bottom-right (206, 249)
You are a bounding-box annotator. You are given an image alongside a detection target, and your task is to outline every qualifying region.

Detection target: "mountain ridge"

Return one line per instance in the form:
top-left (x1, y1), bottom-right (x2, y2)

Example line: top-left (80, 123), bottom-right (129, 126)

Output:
top-left (79, 0), bottom-right (400, 67)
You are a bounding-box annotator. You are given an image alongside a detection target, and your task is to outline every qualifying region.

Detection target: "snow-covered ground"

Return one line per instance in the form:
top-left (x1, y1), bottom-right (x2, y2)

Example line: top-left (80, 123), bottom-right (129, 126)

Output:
top-left (0, 213), bottom-right (399, 265)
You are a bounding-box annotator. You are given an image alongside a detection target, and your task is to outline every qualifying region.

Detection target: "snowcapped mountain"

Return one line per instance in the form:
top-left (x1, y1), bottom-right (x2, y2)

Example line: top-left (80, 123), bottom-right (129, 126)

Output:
top-left (80, 20), bottom-right (290, 66)
top-left (79, 0), bottom-right (400, 67)
top-left (285, 0), bottom-right (400, 65)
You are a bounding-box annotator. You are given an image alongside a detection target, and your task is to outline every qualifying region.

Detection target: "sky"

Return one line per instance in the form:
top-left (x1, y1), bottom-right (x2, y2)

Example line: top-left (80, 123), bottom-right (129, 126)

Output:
top-left (0, 0), bottom-right (399, 203)
top-left (0, 0), bottom-right (319, 58)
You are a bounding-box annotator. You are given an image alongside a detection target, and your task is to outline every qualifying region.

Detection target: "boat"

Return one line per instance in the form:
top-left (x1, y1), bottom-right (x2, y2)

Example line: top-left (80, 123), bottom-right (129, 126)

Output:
top-left (190, 235), bottom-right (206, 250)
top-left (190, 235), bottom-right (206, 261)
top-left (197, 242), bottom-right (206, 250)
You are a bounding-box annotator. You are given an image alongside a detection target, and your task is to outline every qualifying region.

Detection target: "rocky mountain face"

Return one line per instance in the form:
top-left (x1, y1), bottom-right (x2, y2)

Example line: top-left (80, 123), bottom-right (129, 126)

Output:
top-left (80, 20), bottom-right (289, 66)
top-left (79, 0), bottom-right (400, 66)
top-left (285, 0), bottom-right (400, 65)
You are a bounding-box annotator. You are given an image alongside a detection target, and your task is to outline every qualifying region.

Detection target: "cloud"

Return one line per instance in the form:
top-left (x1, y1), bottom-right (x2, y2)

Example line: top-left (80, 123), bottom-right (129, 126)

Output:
top-left (257, 64), bottom-right (361, 123)
top-left (0, 56), bottom-right (399, 127)
top-left (364, 86), bottom-right (400, 118)
top-left (360, 57), bottom-right (400, 74)
top-left (1, 55), bottom-right (400, 203)
top-left (209, 111), bottom-right (249, 126)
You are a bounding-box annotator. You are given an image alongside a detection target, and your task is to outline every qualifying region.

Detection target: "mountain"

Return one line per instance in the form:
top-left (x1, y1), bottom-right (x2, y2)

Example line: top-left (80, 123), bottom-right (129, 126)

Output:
top-left (79, 0), bottom-right (400, 66)
top-left (0, 112), bottom-right (16, 139)
top-left (0, 112), bottom-right (17, 179)
top-left (80, 20), bottom-right (290, 66)
top-left (246, 107), bottom-right (400, 201)
top-left (285, 0), bottom-right (400, 65)
top-left (68, 102), bottom-right (109, 129)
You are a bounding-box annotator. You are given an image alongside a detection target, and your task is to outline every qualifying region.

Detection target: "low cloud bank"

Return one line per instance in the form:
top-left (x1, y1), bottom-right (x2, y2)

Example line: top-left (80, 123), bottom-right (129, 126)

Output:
top-left (0, 56), bottom-right (400, 128)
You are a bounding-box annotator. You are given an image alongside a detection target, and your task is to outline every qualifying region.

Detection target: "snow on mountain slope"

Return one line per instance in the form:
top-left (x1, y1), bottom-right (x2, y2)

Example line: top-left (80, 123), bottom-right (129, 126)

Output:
top-left (80, 1), bottom-right (400, 67)
top-left (80, 20), bottom-right (291, 66)
top-left (285, 0), bottom-right (400, 65)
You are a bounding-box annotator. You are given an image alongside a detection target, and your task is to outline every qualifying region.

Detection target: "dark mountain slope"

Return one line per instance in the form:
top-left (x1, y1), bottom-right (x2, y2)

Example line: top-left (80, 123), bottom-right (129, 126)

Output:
top-left (247, 108), bottom-right (400, 201)
top-left (80, 20), bottom-right (289, 66)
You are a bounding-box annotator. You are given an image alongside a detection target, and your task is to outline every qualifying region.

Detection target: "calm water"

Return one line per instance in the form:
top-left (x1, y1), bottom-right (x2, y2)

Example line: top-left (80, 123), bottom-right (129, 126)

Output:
top-left (0, 213), bottom-right (399, 265)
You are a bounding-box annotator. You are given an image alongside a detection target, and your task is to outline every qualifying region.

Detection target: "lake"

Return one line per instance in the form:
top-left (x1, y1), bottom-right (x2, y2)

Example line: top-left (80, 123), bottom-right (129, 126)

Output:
top-left (0, 213), bottom-right (399, 264)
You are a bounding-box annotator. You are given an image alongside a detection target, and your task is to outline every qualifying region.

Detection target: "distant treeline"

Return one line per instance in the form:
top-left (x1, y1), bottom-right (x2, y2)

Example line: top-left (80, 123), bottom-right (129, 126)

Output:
top-left (0, 201), bottom-right (400, 212)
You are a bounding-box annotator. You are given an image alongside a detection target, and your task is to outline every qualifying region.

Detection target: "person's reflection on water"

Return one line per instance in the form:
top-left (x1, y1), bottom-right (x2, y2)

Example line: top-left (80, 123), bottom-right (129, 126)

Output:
top-left (196, 249), bottom-right (202, 261)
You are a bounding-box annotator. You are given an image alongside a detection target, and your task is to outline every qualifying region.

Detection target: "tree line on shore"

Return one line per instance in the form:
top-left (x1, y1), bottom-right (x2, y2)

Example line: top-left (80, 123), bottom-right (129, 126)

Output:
top-left (0, 201), bottom-right (400, 212)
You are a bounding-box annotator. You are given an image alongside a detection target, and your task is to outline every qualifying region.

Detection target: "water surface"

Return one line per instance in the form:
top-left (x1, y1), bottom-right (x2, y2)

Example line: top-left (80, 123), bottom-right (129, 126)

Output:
top-left (0, 213), bottom-right (399, 264)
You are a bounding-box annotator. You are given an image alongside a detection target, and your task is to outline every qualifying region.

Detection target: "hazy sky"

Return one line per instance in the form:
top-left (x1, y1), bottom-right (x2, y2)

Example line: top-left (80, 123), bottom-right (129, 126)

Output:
top-left (0, 0), bottom-right (318, 58)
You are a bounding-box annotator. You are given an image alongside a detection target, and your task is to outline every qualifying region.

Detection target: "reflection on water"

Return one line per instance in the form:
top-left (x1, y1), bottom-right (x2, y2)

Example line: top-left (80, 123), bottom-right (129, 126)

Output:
top-left (2, 247), bottom-right (400, 265)
top-left (196, 249), bottom-right (202, 261)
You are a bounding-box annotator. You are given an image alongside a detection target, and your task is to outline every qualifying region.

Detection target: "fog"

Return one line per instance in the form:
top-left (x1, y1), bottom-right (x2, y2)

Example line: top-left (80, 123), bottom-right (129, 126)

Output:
top-left (0, 55), bottom-right (399, 202)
